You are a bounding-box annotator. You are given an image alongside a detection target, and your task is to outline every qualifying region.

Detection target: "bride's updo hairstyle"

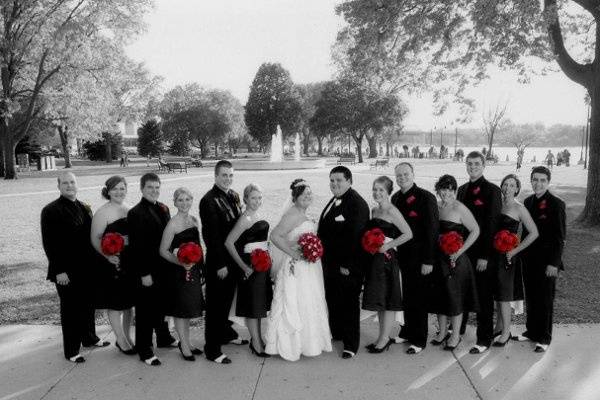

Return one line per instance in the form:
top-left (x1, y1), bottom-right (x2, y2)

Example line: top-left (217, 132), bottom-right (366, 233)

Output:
top-left (290, 178), bottom-right (309, 202)
top-left (434, 174), bottom-right (458, 193)
top-left (373, 176), bottom-right (393, 195)
top-left (101, 175), bottom-right (127, 200)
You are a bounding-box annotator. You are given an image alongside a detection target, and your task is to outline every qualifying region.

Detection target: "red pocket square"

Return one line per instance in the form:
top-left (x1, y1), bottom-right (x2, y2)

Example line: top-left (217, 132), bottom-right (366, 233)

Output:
top-left (408, 210), bottom-right (418, 217)
top-left (473, 187), bottom-right (481, 195)
top-left (474, 199), bottom-right (484, 206)
top-left (406, 195), bottom-right (416, 204)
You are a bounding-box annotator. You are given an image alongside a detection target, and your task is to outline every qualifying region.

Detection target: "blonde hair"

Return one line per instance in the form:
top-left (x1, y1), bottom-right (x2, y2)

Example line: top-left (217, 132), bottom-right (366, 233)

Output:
top-left (173, 187), bottom-right (193, 202)
top-left (243, 183), bottom-right (262, 204)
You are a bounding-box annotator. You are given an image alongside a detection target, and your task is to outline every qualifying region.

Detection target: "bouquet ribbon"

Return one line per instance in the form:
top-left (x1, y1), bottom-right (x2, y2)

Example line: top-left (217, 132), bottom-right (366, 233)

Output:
top-left (243, 241), bottom-right (269, 253)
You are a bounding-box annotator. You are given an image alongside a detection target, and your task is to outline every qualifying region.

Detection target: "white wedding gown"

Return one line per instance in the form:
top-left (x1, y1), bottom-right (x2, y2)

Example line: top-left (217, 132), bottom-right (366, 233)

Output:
top-left (264, 220), bottom-right (332, 361)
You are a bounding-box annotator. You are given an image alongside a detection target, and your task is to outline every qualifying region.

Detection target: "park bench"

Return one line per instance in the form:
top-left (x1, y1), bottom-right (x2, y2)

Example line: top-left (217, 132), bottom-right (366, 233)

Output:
top-left (369, 157), bottom-right (390, 169)
top-left (337, 157), bottom-right (356, 165)
top-left (166, 160), bottom-right (188, 173)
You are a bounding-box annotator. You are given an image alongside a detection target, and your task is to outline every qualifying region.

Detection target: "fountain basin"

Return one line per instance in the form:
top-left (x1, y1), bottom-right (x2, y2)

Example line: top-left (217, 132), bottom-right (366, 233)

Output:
top-left (231, 158), bottom-right (327, 170)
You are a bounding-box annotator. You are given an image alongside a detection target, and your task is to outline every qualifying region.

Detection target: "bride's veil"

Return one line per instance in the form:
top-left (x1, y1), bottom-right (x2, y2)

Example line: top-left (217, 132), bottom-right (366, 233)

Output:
top-left (269, 196), bottom-right (293, 279)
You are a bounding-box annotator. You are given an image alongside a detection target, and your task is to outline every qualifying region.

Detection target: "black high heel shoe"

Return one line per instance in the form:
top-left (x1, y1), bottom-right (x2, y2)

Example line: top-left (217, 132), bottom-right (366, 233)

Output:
top-left (249, 343), bottom-right (271, 358)
top-left (190, 347), bottom-right (203, 355)
top-left (178, 342), bottom-right (196, 361)
top-left (492, 332), bottom-right (512, 347)
top-left (430, 333), bottom-right (451, 346)
top-left (116, 342), bottom-right (137, 355)
top-left (365, 343), bottom-right (377, 351)
top-left (368, 339), bottom-right (393, 354)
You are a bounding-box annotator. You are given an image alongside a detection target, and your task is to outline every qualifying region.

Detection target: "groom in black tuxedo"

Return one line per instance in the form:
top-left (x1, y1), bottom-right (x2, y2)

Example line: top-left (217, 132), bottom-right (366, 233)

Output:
top-left (318, 166), bottom-right (369, 359)
top-left (200, 160), bottom-right (246, 364)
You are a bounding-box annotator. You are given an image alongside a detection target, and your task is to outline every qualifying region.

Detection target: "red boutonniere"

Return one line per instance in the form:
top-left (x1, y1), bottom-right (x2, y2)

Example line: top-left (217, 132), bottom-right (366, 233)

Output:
top-left (539, 200), bottom-right (547, 210)
top-left (474, 199), bottom-right (484, 206)
top-left (406, 195), bottom-right (416, 204)
top-left (408, 210), bottom-right (418, 218)
top-left (160, 203), bottom-right (169, 214)
top-left (539, 214), bottom-right (547, 219)
top-left (473, 186), bottom-right (481, 195)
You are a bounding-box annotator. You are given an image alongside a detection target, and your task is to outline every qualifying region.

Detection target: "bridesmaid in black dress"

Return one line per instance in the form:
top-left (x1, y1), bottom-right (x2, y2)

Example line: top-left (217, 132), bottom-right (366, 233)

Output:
top-left (159, 187), bottom-right (205, 361)
top-left (431, 175), bottom-right (480, 351)
top-left (225, 184), bottom-right (272, 357)
top-left (90, 176), bottom-right (136, 354)
top-left (362, 176), bottom-right (412, 353)
top-left (492, 174), bottom-right (538, 346)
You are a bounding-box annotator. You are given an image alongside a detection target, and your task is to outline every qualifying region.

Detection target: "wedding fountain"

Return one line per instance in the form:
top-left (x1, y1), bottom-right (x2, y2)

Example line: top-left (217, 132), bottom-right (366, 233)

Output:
top-left (231, 125), bottom-right (325, 170)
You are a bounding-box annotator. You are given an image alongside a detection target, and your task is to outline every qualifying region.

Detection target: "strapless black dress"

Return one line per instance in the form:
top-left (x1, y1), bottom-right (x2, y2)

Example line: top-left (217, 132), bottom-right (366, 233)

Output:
top-left (492, 214), bottom-right (524, 302)
top-left (362, 218), bottom-right (403, 312)
top-left (165, 227), bottom-right (205, 318)
top-left (94, 217), bottom-right (135, 310)
top-left (434, 221), bottom-right (479, 316)
top-left (234, 220), bottom-right (272, 318)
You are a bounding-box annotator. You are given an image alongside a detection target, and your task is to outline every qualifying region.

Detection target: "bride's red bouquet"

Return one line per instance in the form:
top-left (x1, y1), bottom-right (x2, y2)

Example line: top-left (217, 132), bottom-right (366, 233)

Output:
top-left (439, 231), bottom-right (463, 268)
top-left (298, 232), bottom-right (324, 263)
top-left (176, 242), bottom-right (203, 281)
top-left (101, 232), bottom-right (125, 256)
top-left (250, 249), bottom-right (271, 272)
top-left (494, 230), bottom-right (519, 268)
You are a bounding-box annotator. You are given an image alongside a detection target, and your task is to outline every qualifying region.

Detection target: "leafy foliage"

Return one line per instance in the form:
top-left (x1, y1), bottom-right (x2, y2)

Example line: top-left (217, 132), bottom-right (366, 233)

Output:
top-left (137, 119), bottom-right (164, 158)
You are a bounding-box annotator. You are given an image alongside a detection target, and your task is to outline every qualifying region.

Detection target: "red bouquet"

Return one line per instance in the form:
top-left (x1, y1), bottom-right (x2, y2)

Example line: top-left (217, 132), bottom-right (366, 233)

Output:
top-left (250, 249), bottom-right (271, 272)
top-left (439, 231), bottom-right (464, 268)
top-left (101, 232), bottom-right (125, 256)
top-left (494, 230), bottom-right (520, 267)
top-left (298, 232), bottom-right (324, 263)
top-left (362, 228), bottom-right (385, 254)
top-left (176, 242), bottom-right (203, 281)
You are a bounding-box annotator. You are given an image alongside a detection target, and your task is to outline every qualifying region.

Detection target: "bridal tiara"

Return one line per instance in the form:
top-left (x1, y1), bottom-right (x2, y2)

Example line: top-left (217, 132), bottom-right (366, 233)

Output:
top-left (292, 180), bottom-right (308, 188)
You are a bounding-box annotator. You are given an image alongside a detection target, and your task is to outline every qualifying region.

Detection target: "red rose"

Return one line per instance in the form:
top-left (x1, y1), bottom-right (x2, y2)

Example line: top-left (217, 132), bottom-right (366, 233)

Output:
top-left (297, 233), bottom-right (324, 263)
top-left (493, 230), bottom-right (520, 253)
top-left (101, 232), bottom-right (125, 256)
top-left (250, 249), bottom-right (271, 272)
top-left (406, 195), bottom-right (416, 204)
top-left (539, 200), bottom-right (547, 210)
top-left (439, 231), bottom-right (464, 256)
top-left (362, 228), bottom-right (385, 254)
top-left (473, 187), bottom-right (481, 195)
top-left (177, 242), bottom-right (203, 265)
top-left (408, 210), bottom-right (418, 218)
top-left (474, 199), bottom-right (484, 206)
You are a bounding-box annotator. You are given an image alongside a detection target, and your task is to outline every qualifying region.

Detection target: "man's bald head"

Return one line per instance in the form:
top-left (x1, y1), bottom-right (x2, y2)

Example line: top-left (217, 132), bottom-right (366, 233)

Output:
top-left (57, 171), bottom-right (76, 185)
top-left (57, 171), bottom-right (78, 200)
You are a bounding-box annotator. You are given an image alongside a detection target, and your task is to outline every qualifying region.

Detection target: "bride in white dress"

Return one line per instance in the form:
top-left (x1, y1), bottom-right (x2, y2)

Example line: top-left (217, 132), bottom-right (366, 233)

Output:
top-left (264, 179), bottom-right (332, 361)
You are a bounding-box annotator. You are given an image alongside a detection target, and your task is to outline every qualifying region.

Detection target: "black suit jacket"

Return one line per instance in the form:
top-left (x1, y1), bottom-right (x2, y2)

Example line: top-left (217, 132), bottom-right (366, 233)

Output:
top-left (41, 196), bottom-right (94, 282)
top-left (317, 188), bottom-right (370, 278)
top-left (199, 185), bottom-right (242, 273)
top-left (457, 176), bottom-right (502, 262)
top-left (391, 183), bottom-right (439, 267)
top-left (127, 197), bottom-right (171, 278)
top-left (523, 191), bottom-right (566, 270)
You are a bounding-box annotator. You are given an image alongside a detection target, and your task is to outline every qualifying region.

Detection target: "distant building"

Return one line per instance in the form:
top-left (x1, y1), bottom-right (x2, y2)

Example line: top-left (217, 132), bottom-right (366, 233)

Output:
top-left (117, 117), bottom-right (140, 148)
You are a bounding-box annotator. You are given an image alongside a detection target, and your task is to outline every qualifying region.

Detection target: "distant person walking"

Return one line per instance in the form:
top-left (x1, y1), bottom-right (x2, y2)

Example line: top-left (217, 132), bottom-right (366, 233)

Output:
top-left (544, 150), bottom-right (555, 170)
top-left (516, 150), bottom-right (524, 172)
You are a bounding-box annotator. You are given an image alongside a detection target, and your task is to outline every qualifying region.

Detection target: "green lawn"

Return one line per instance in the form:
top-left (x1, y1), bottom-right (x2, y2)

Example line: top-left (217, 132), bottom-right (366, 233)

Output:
top-left (1, 158), bottom-right (598, 324)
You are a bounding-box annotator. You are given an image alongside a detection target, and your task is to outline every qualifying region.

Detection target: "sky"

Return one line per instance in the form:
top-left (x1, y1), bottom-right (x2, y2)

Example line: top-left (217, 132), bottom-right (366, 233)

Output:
top-left (126, 0), bottom-right (589, 130)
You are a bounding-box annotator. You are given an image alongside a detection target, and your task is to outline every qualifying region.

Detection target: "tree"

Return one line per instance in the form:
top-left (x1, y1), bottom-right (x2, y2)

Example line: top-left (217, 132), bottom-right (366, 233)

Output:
top-left (335, 0), bottom-right (600, 225)
top-left (505, 122), bottom-right (543, 155)
top-left (244, 63), bottom-right (302, 148)
top-left (82, 133), bottom-right (122, 162)
top-left (295, 82), bottom-right (327, 156)
top-left (482, 101), bottom-right (509, 159)
top-left (137, 119), bottom-right (164, 157)
top-left (0, 0), bottom-right (152, 179)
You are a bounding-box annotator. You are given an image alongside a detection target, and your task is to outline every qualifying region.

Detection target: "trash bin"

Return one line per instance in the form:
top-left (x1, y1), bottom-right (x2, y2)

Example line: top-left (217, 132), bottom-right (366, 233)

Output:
top-left (37, 155), bottom-right (56, 171)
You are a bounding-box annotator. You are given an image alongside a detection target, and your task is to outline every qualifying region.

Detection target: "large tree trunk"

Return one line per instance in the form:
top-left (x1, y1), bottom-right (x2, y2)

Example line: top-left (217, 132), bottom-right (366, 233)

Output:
top-left (367, 135), bottom-right (377, 158)
top-left (317, 136), bottom-right (323, 155)
top-left (577, 88), bottom-right (600, 226)
top-left (302, 128), bottom-right (310, 156)
top-left (487, 132), bottom-right (495, 159)
top-left (0, 140), bottom-right (4, 177)
top-left (103, 133), bottom-right (112, 163)
top-left (2, 133), bottom-right (17, 179)
top-left (57, 126), bottom-right (72, 169)
top-left (354, 134), bottom-right (364, 163)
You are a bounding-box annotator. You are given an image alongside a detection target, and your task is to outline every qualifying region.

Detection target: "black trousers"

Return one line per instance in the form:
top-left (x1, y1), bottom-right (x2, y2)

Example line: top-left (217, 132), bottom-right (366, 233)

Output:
top-left (135, 283), bottom-right (173, 360)
top-left (55, 283), bottom-right (99, 359)
top-left (460, 253), bottom-right (494, 347)
top-left (522, 262), bottom-right (556, 345)
top-left (324, 271), bottom-right (361, 353)
top-left (398, 261), bottom-right (430, 348)
top-left (203, 271), bottom-right (238, 359)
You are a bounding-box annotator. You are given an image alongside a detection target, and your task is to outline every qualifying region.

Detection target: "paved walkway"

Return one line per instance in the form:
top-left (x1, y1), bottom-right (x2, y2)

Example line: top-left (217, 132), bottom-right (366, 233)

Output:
top-left (1, 322), bottom-right (598, 400)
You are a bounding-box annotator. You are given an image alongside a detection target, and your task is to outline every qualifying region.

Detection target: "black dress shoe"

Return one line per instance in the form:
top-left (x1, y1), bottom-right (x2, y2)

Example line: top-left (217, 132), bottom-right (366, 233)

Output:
top-left (406, 345), bottom-right (423, 354)
top-left (430, 333), bottom-right (451, 346)
top-left (342, 350), bottom-right (355, 359)
top-left (84, 340), bottom-right (110, 348)
top-left (534, 343), bottom-right (549, 353)
top-left (227, 338), bottom-right (249, 346)
top-left (207, 353), bottom-right (232, 364)
top-left (68, 354), bottom-right (85, 363)
top-left (116, 342), bottom-right (137, 355)
top-left (142, 356), bottom-right (161, 366)
top-left (157, 339), bottom-right (179, 348)
top-left (469, 344), bottom-right (489, 354)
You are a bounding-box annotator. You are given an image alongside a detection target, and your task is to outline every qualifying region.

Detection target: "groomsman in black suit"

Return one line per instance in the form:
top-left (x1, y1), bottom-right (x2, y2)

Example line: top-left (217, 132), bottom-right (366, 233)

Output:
top-left (457, 151), bottom-right (502, 354)
top-left (128, 173), bottom-right (177, 366)
top-left (514, 166), bottom-right (566, 352)
top-left (200, 160), bottom-right (246, 364)
top-left (390, 163), bottom-right (439, 354)
top-left (41, 171), bottom-right (108, 363)
top-left (318, 166), bottom-right (369, 359)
